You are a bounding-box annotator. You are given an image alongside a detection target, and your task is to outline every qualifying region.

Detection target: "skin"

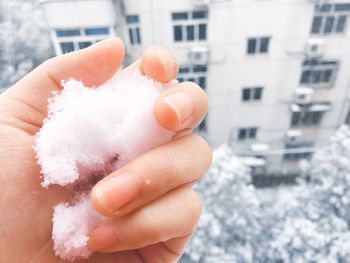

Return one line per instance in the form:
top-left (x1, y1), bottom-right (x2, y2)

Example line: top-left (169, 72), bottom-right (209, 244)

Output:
top-left (0, 38), bottom-right (212, 263)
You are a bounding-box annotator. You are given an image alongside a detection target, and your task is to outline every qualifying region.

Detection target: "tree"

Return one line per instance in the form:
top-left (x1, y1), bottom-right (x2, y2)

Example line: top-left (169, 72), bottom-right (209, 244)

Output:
top-left (184, 145), bottom-right (262, 263)
top-left (0, 0), bottom-right (53, 91)
top-left (183, 126), bottom-right (350, 263)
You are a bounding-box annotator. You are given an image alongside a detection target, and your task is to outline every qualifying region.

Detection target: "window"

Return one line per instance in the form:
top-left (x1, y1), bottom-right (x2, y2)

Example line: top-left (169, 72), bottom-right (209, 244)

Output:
top-left (300, 59), bottom-right (338, 86)
top-left (126, 15), bottom-right (141, 45)
top-left (78, 41), bottom-right (92, 49)
top-left (247, 37), bottom-right (270, 54)
top-left (283, 142), bottom-right (314, 161)
top-left (291, 111), bottom-right (323, 126)
top-left (242, 87), bottom-right (263, 101)
top-left (60, 42), bottom-right (75, 53)
top-left (178, 65), bottom-right (207, 90)
top-left (84, 27), bottom-right (110, 36)
top-left (172, 10), bottom-right (208, 42)
top-left (56, 29), bottom-right (80, 37)
top-left (311, 3), bottom-right (350, 35)
top-left (55, 27), bottom-right (113, 55)
top-left (197, 117), bottom-right (207, 132)
top-left (237, 127), bottom-right (258, 140)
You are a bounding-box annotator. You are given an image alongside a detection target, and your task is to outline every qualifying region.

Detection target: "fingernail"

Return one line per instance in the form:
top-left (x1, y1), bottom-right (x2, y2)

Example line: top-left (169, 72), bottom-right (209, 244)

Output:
top-left (89, 222), bottom-right (118, 251)
top-left (162, 92), bottom-right (195, 124)
top-left (92, 174), bottom-right (139, 214)
top-left (154, 48), bottom-right (179, 79)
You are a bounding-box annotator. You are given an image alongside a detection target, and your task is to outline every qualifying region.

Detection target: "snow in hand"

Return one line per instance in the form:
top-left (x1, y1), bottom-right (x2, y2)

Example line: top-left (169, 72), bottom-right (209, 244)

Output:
top-left (34, 69), bottom-right (175, 261)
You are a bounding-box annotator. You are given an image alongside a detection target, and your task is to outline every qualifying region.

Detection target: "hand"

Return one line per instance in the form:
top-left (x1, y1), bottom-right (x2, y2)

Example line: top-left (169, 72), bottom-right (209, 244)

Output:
top-left (0, 38), bottom-right (211, 263)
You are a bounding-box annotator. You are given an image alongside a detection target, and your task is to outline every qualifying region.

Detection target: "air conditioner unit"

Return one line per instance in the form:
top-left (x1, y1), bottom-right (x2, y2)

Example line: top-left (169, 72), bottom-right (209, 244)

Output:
top-left (188, 46), bottom-right (209, 65)
top-left (193, 0), bottom-right (211, 6)
top-left (285, 130), bottom-right (302, 144)
top-left (305, 38), bottom-right (325, 58)
top-left (293, 87), bottom-right (314, 104)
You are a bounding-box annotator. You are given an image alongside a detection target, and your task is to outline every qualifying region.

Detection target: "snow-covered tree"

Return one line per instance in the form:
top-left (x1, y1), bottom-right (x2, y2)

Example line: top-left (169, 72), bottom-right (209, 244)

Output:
top-left (265, 126), bottom-right (350, 263)
top-left (183, 126), bottom-right (350, 263)
top-left (0, 0), bottom-right (53, 91)
top-left (184, 145), bottom-right (262, 263)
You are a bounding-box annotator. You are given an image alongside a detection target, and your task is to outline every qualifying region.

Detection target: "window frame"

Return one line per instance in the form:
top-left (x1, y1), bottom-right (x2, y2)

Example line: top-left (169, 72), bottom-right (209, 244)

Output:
top-left (126, 15), bottom-right (142, 46)
top-left (242, 87), bottom-right (263, 102)
top-left (291, 111), bottom-right (324, 127)
top-left (247, 37), bottom-right (270, 55)
top-left (311, 4), bottom-right (350, 35)
top-left (54, 27), bottom-right (112, 54)
top-left (178, 65), bottom-right (207, 90)
top-left (237, 127), bottom-right (258, 141)
top-left (172, 10), bottom-right (208, 43)
top-left (300, 59), bottom-right (339, 87)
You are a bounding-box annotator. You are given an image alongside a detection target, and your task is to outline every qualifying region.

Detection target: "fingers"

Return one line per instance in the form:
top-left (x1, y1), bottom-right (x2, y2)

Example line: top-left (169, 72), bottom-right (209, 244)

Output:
top-left (127, 46), bottom-right (207, 133)
top-left (90, 135), bottom-right (212, 217)
top-left (127, 46), bottom-right (179, 83)
top-left (155, 81), bottom-right (208, 132)
top-left (89, 187), bottom-right (202, 253)
top-left (7, 38), bottom-right (125, 119)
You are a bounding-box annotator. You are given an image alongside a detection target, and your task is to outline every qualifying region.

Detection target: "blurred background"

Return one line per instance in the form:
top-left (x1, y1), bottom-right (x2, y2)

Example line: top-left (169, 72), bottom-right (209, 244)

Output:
top-left (1, 0), bottom-right (350, 262)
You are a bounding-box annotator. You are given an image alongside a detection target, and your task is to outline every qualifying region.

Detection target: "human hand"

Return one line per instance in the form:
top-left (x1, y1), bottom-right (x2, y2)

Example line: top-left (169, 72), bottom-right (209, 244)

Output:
top-left (0, 38), bottom-right (211, 263)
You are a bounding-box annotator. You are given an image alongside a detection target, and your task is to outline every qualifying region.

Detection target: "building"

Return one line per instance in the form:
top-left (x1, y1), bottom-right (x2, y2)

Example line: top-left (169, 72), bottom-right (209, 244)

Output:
top-left (41, 0), bottom-right (350, 176)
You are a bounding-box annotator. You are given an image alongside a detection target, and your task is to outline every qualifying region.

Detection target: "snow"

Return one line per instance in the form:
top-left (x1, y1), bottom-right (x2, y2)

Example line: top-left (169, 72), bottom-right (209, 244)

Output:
top-left (34, 69), bottom-right (175, 261)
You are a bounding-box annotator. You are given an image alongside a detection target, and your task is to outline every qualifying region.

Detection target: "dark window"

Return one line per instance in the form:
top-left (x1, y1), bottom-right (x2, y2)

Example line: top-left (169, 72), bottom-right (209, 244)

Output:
top-left (128, 28), bottom-right (134, 45)
top-left (238, 127), bottom-right (257, 140)
top-left (193, 10), bottom-right (208, 19)
top-left (291, 111), bottom-right (323, 126)
top-left (242, 87), bottom-right (263, 101)
top-left (128, 27), bottom-right (141, 45)
top-left (300, 59), bottom-right (338, 85)
top-left (316, 4), bottom-right (332, 12)
top-left (198, 117), bottom-right (207, 131)
top-left (177, 77), bottom-right (184, 82)
top-left (242, 89), bottom-right (250, 101)
top-left (247, 38), bottom-right (256, 54)
top-left (311, 16), bottom-right (322, 34)
top-left (136, 28), bottom-right (141, 44)
top-left (172, 12), bottom-right (188, 20)
top-left (335, 3), bottom-right (350, 12)
top-left (193, 65), bottom-right (207, 72)
top-left (311, 4), bottom-right (350, 35)
top-left (199, 24), bottom-right (207, 40)
top-left (283, 142), bottom-right (313, 161)
top-left (56, 29), bottom-right (80, 37)
top-left (254, 87), bottom-right (263, 100)
top-left (324, 16), bottom-right (335, 34)
top-left (186, 25), bottom-right (195, 41)
top-left (78, 41), bottom-right (92, 49)
top-left (238, 129), bottom-right (246, 140)
top-left (84, 27), bottom-right (109, 35)
top-left (179, 66), bottom-right (190, 73)
top-left (336, 15), bottom-right (347, 32)
top-left (126, 15), bottom-right (139, 24)
top-left (198, 77), bottom-right (206, 90)
top-left (174, 25), bottom-right (182, 42)
top-left (247, 37), bottom-right (269, 54)
top-left (60, 42), bottom-right (75, 53)
top-left (260, 37), bottom-right (269, 53)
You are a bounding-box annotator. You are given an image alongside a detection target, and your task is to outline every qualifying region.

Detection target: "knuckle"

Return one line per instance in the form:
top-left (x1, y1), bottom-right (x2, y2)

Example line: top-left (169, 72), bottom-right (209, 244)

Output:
top-left (136, 207), bottom-right (161, 241)
top-left (184, 190), bottom-right (202, 232)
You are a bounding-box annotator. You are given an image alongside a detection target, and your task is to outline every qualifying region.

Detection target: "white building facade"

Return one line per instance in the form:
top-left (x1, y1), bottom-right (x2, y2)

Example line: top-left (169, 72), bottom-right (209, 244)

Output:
top-left (41, 0), bottom-right (350, 176)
